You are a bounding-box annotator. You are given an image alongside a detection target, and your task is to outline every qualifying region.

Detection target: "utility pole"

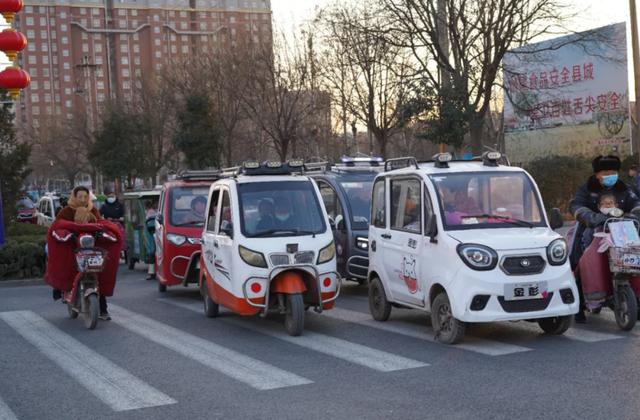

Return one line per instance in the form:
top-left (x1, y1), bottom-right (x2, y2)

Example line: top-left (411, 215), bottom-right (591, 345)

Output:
top-left (436, 0), bottom-right (449, 154)
top-left (630, 0), bottom-right (640, 158)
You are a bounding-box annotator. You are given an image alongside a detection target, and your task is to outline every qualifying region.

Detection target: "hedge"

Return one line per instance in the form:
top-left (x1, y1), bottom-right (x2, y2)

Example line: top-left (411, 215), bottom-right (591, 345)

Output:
top-left (0, 222), bottom-right (47, 280)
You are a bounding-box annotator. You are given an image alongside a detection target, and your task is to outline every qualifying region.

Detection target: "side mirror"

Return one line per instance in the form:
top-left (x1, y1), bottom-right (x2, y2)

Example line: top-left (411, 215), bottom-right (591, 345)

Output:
top-left (335, 214), bottom-right (345, 231)
top-left (426, 214), bottom-right (438, 243)
top-left (328, 216), bottom-right (335, 229)
top-left (548, 208), bottom-right (563, 230)
top-left (220, 220), bottom-right (234, 238)
top-left (156, 214), bottom-right (164, 225)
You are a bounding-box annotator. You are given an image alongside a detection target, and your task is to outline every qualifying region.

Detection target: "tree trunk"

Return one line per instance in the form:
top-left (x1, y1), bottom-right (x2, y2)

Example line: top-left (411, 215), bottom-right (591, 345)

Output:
top-left (469, 116), bottom-right (484, 155)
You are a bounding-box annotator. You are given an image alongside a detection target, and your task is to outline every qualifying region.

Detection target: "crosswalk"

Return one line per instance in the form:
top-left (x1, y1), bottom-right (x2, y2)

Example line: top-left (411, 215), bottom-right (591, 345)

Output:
top-left (0, 297), bottom-right (635, 418)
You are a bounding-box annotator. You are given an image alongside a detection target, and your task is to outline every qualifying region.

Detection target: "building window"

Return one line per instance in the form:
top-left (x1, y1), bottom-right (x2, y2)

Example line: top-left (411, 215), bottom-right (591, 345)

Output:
top-left (181, 35), bottom-right (188, 42)
top-left (95, 56), bottom-right (103, 64)
top-left (131, 9), bottom-right (137, 17)
top-left (169, 11), bottom-right (175, 17)
top-left (65, 87), bottom-right (71, 94)
top-left (133, 44), bottom-right (140, 53)
top-left (25, 6), bottom-right (32, 12)
top-left (44, 55), bottom-right (50, 64)
top-left (170, 34), bottom-right (176, 41)
top-left (180, 11), bottom-right (187, 18)
top-left (62, 49), bottom-right (69, 57)
top-left (155, 51), bottom-right (161, 58)
top-left (97, 81), bottom-right (104, 90)
top-left (96, 68), bottom-right (103, 77)
top-left (120, 44), bottom-right (128, 53)
top-left (153, 15), bottom-right (160, 22)
top-left (154, 26), bottom-right (160, 34)
top-left (200, 22), bottom-right (207, 30)
top-left (92, 8), bottom-right (100, 16)
top-left (123, 81), bottom-right (130, 90)
top-left (31, 68), bottom-right (38, 77)
top-left (28, 43), bottom-right (35, 51)
top-left (39, 17), bottom-right (46, 26)
top-left (65, 100), bottom-right (72, 108)
top-left (170, 45), bottom-right (176, 54)
top-left (63, 62), bottom-right (70, 69)
top-left (44, 81), bottom-right (50, 89)
top-left (122, 69), bottom-right (129, 77)
top-left (93, 19), bottom-right (100, 27)
top-left (131, 19), bottom-right (138, 27)
top-left (118, 9), bottom-right (126, 16)
top-left (42, 68), bottom-right (48, 77)
top-left (60, 24), bottom-right (67, 31)
top-left (230, 16), bottom-right (236, 23)
top-left (82, 32), bottom-right (88, 40)
top-left (80, 8), bottom-right (86, 15)
top-left (51, 30), bottom-right (56, 39)
top-left (30, 81), bottom-right (38, 89)
top-left (60, 11), bottom-right (66, 19)
top-left (61, 36), bottom-right (68, 44)
top-left (26, 30), bottom-right (35, 38)
top-left (46, 106), bottom-right (51, 114)
top-left (181, 45), bottom-right (188, 54)
top-left (28, 55), bottom-right (36, 64)
top-left (40, 30), bottom-right (48, 39)
top-left (180, 22), bottom-right (187, 29)
top-left (97, 93), bottom-right (105, 102)
top-left (119, 20), bottom-right (126, 29)
top-left (32, 106), bottom-right (39, 115)
top-left (133, 33), bottom-right (139, 41)
top-left (30, 93), bottom-right (39, 103)
top-left (154, 39), bottom-right (160, 46)
top-left (49, 18), bottom-right (55, 26)
top-left (94, 43), bottom-right (102, 53)
top-left (134, 57), bottom-right (140, 65)
top-left (26, 17), bottom-right (33, 26)
top-left (44, 93), bottom-right (51, 103)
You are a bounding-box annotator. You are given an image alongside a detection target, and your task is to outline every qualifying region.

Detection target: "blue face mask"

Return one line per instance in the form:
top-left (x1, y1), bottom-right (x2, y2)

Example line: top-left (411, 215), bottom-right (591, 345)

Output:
top-left (602, 174), bottom-right (618, 187)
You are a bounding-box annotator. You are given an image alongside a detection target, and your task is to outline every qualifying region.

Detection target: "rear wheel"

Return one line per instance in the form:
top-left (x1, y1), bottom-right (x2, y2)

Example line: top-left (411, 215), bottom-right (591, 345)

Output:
top-left (614, 285), bottom-right (637, 331)
top-left (284, 293), bottom-right (304, 336)
top-left (83, 294), bottom-right (99, 330)
top-left (368, 277), bottom-right (391, 321)
top-left (538, 316), bottom-right (573, 335)
top-left (158, 280), bottom-right (167, 293)
top-left (203, 281), bottom-right (219, 318)
top-left (67, 303), bottom-right (79, 319)
top-left (431, 292), bottom-right (465, 344)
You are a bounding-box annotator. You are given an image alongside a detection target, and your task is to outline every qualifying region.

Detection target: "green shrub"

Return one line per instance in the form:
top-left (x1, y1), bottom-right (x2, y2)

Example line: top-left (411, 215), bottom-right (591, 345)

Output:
top-left (0, 240), bottom-right (46, 279)
top-left (524, 155), bottom-right (592, 217)
top-left (5, 222), bottom-right (48, 238)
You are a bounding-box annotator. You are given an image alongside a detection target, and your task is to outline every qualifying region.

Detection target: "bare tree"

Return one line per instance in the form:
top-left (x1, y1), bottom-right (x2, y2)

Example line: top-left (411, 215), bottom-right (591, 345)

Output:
top-left (381, 0), bottom-right (570, 153)
top-left (316, 1), bottom-right (416, 157)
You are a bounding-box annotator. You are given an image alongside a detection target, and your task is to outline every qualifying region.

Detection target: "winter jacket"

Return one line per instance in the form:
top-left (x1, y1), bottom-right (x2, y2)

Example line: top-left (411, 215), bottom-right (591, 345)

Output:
top-left (100, 200), bottom-right (125, 220)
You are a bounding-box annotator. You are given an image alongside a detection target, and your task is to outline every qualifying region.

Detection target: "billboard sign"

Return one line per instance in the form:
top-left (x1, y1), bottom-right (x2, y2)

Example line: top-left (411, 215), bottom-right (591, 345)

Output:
top-left (503, 23), bottom-right (629, 163)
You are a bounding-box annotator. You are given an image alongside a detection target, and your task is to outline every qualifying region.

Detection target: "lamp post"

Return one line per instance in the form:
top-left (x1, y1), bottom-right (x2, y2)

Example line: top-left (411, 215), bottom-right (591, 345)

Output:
top-left (351, 121), bottom-right (358, 154)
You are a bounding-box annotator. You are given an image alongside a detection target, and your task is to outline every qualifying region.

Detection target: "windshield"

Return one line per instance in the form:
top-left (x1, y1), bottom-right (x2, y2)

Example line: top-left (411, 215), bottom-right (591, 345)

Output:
top-left (238, 181), bottom-right (327, 238)
top-left (16, 198), bottom-right (34, 209)
top-left (340, 180), bottom-right (373, 229)
top-left (169, 186), bottom-right (209, 227)
top-left (430, 172), bottom-right (545, 230)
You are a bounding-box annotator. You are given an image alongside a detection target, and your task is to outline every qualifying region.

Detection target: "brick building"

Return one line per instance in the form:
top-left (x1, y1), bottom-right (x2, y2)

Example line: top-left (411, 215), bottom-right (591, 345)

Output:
top-left (15, 0), bottom-right (272, 131)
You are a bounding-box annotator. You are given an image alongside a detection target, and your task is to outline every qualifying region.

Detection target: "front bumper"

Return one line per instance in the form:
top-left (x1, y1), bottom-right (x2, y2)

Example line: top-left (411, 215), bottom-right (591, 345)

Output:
top-left (449, 264), bottom-right (579, 322)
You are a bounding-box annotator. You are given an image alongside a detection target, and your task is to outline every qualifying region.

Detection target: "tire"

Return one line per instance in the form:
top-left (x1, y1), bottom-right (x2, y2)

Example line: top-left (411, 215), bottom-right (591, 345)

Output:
top-left (84, 294), bottom-right (99, 330)
top-left (284, 293), bottom-right (304, 336)
top-left (203, 281), bottom-right (219, 318)
top-left (431, 292), bottom-right (465, 344)
top-left (368, 277), bottom-right (391, 322)
top-left (538, 315), bottom-right (573, 335)
top-left (614, 285), bottom-right (638, 331)
top-left (158, 281), bottom-right (167, 293)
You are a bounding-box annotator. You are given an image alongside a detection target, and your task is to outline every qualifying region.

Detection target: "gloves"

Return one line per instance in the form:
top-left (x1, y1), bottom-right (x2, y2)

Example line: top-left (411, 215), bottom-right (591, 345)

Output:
top-left (577, 210), bottom-right (607, 228)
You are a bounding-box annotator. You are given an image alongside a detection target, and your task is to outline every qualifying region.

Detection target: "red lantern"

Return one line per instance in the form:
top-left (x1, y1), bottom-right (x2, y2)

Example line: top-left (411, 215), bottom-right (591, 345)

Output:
top-left (0, 0), bottom-right (23, 24)
top-left (0, 66), bottom-right (29, 100)
top-left (0, 29), bottom-right (26, 62)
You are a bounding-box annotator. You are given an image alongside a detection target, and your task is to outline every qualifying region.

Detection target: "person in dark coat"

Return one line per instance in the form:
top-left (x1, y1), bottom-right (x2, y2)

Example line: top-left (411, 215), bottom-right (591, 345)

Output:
top-left (99, 186), bottom-right (124, 221)
top-left (569, 155), bottom-right (640, 323)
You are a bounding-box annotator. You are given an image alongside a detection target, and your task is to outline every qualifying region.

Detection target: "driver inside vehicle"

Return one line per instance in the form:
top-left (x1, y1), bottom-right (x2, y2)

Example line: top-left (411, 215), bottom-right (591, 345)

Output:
top-left (256, 199), bottom-right (277, 232)
top-left (439, 183), bottom-right (480, 225)
top-left (274, 195), bottom-right (294, 226)
top-left (183, 196), bottom-right (207, 224)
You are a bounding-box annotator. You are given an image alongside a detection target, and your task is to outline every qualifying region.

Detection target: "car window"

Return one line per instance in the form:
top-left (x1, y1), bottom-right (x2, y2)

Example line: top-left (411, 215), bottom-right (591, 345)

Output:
top-left (340, 180), bottom-right (373, 229)
top-left (206, 189), bottom-right (221, 233)
top-left (390, 178), bottom-right (422, 234)
top-left (318, 181), bottom-right (344, 226)
top-left (218, 189), bottom-right (232, 233)
top-left (371, 178), bottom-right (386, 228)
top-left (169, 186), bottom-right (209, 226)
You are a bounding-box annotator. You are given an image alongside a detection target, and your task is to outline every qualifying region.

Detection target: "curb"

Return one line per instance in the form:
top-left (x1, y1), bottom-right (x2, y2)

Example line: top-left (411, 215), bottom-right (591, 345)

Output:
top-left (0, 278), bottom-right (45, 288)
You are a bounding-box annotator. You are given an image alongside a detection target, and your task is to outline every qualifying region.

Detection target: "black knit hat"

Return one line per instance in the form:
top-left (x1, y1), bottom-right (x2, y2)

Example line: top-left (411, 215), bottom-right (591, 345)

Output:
top-left (592, 155), bottom-right (621, 173)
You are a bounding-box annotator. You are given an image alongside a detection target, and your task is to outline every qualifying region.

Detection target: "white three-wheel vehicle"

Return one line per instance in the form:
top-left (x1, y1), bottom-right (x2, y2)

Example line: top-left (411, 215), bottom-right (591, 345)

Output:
top-left (199, 161), bottom-right (340, 336)
top-left (367, 152), bottom-right (579, 344)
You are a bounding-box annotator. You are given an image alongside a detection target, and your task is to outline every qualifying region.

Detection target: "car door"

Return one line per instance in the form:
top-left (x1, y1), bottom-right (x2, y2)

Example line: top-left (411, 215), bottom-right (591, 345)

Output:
top-left (154, 188), bottom-right (166, 272)
top-left (36, 200), bottom-right (45, 226)
top-left (201, 187), bottom-right (221, 282)
top-left (317, 180), bottom-right (349, 274)
top-left (43, 199), bottom-right (53, 226)
top-left (380, 177), bottom-right (425, 307)
top-left (212, 187), bottom-right (234, 291)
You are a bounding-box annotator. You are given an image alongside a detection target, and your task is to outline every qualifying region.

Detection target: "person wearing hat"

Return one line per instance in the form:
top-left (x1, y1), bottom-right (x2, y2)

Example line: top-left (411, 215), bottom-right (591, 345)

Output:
top-left (569, 155), bottom-right (640, 322)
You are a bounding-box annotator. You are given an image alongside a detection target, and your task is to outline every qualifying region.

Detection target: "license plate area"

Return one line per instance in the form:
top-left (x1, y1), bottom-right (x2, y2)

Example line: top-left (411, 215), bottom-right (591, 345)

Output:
top-left (622, 253), bottom-right (640, 268)
top-left (504, 281), bottom-right (547, 301)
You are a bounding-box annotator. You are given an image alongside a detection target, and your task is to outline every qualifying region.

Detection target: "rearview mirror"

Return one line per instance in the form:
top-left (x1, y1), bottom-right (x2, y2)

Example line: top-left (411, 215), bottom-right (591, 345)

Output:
top-left (426, 214), bottom-right (438, 243)
top-left (220, 220), bottom-right (233, 238)
top-left (548, 208), bottom-right (563, 230)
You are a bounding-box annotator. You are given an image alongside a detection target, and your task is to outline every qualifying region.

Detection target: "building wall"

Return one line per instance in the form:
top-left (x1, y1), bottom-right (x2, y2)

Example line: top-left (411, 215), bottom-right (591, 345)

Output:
top-left (16, 0), bottom-right (272, 131)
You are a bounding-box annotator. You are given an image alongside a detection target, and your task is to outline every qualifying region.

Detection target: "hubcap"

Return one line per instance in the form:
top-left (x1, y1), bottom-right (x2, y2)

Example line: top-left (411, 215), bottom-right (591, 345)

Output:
top-left (438, 303), bottom-right (452, 333)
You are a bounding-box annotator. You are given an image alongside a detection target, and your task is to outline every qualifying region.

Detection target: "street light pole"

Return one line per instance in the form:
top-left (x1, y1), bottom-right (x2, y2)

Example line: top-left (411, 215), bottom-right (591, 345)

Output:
top-left (630, 0), bottom-right (640, 158)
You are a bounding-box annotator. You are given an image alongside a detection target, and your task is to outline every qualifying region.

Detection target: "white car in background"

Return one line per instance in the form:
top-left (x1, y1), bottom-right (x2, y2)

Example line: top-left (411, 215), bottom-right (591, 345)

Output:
top-left (36, 194), bottom-right (62, 227)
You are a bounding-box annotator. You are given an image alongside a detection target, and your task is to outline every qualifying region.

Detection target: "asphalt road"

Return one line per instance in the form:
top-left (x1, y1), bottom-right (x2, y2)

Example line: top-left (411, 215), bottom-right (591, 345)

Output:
top-left (1, 265), bottom-right (640, 420)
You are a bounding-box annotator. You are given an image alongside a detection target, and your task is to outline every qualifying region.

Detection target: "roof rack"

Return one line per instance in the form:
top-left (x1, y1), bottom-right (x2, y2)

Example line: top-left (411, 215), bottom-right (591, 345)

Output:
top-left (220, 161), bottom-right (305, 177)
top-left (177, 169), bottom-right (221, 181)
top-left (304, 161), bottom-right (332, 173)
top-left (384, 157), bottom-right (419, 172)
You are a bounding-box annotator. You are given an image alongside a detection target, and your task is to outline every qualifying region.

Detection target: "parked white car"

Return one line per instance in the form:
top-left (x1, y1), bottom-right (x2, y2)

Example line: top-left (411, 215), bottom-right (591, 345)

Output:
top-left (199, 161), bottom-right (340, 336)
top-left (367, 152), bottom-right (579, 344)
top-left (36, 194), bottom-right (62, 227)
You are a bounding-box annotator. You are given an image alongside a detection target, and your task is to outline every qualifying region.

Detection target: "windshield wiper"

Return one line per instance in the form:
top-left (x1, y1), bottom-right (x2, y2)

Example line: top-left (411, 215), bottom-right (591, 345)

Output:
top-left (174, 221), bottom-right (204, 227)
top-left (252, 229), bottom-right (317, 238)
top-left (463, 214), bottom-right (534, 228)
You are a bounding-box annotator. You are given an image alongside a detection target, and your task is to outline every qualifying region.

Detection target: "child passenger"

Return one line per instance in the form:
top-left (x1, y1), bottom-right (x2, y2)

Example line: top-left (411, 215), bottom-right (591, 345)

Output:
top-left (581, 193), bottom-right (620, 250)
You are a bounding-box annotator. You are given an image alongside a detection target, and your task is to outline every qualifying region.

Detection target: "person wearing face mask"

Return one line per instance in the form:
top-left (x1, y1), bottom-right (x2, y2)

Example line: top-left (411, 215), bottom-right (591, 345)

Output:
top-left (99, 186), bottom-right (124, 222)
top-left (580, 193), bottom-right (620, 251)
top-left (569, 155), bottom-right (640, 322)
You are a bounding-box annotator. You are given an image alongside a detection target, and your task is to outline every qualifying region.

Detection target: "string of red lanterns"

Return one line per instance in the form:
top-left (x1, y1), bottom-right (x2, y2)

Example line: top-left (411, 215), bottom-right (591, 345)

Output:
top-left (0, 0), bottom-right (29, 100)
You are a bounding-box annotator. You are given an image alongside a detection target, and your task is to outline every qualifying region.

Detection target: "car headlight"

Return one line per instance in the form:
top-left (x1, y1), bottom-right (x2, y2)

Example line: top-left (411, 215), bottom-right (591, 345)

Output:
top-left (547, 238), bottom-right (567, 266)
top-left (239, 245), bottom-right (268, 268)
top-left (317, 241), bottom-right (336, 264)
top-left (456, 243), bottom-right (498, 271)
top-left (167, 233), bottom-right (186, 246)
top-left (79, 235), bottom-right (95, 249)
top-left (355, 237), bottom-right (368, 250)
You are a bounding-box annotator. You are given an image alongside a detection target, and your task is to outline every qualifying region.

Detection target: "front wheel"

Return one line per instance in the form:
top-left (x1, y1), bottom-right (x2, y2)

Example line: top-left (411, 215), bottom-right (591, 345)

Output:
top-left (284, 293), bottom-right (304, 336)
top-left (203, 281), bottom-right (219, 318)
top-left (614, 285), bottom-right (637, 331)
top-left (368, 277), bottom-right (391, 322)
top-left (158, 281), bottom-right (167, 293)
top-left (83, 294), bottom-right (99, 330)
top-left (431, 292), bottom-right (465, 344)
top-left (538, 315), bottom-right (573, 335)
top-left (67, 303), bottom-right (79, 319)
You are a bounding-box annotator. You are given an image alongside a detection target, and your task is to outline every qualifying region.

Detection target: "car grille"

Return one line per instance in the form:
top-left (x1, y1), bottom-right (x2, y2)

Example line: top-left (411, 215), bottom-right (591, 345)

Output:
top-left (497, 292), bottom-right (553, 313)
top-left (501, 255), bottom-right (545, 275)
top-left (270, 254), bottom-right (290, 266)
top-left (294, 251), bottom-right (314, 264)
